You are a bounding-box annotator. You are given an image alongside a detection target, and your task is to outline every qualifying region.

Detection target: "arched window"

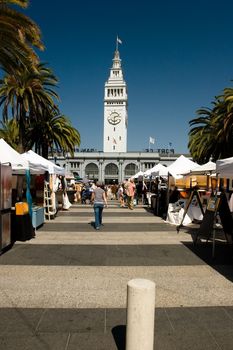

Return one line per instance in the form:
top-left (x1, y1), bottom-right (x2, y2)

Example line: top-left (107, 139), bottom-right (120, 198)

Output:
top-left (105, 163), bottom-right (118, 176)
top-left (125, 163), bottom-right (138, 177)
top-left (85, 163), bottom-right (99, 179)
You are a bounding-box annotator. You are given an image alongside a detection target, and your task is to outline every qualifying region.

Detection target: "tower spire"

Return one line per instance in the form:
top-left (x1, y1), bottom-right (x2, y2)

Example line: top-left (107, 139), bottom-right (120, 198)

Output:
top-left (103, 38), bottom-right (128, 153)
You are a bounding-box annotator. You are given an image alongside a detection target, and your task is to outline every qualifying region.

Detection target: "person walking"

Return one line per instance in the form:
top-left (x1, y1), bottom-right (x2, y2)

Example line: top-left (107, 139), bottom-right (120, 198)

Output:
top-left (125, 178), bottom-right (136, 210)
top-left (91, 181), bottom-right (108, 230)
top-left (117, 183), bottom-right (125, 207)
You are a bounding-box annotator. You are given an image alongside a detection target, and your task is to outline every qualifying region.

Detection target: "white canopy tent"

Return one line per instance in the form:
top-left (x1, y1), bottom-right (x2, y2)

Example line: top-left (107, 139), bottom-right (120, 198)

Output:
top-left (216, 157), bottom-right (233, 178)
top-left (188, 161), bottom-right (216, 175)
top-left (144, 164), bottom-right (168, 177)
top-left (150, 163), bottom-right (169, 177)
top-left (22, 150), bottom-right (65, 175)
top-left (132, 171), bottom-right (144, 179)
top-left (166, 155), bottom-right (198, 178)
top-left (0, 138), bottom-right (29, 174)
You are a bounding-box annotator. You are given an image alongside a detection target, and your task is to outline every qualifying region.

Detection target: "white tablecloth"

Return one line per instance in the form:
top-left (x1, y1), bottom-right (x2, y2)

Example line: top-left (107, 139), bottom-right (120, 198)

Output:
top-left (166, 199), bottom-right (203, 225)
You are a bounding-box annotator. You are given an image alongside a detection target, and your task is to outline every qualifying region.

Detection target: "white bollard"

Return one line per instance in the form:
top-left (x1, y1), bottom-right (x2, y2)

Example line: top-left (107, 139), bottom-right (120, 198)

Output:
top-left (126, 278), bottom-right (156, 350)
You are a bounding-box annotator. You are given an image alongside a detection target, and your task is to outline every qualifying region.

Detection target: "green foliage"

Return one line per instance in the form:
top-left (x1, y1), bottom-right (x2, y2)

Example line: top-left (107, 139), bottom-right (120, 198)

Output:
top-left (27, 112), bottom-right (81, 159)
top-left (189, 89), bottom-right (233, 163)
top-left (0, 0), bottom-right (81, 158)
top-left (0, 0), bottom-right (44, 73)
top-left (0, 118), bottom-right (19, 150)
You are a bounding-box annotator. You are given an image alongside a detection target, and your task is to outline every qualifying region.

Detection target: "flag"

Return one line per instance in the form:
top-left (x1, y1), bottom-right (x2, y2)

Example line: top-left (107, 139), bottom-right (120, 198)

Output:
top-left (149, 137), bottom-right (155, 144)
top-left (113, 138), bottom-right (117, 144)
top-left (117, 36), bottom-right (122, 44)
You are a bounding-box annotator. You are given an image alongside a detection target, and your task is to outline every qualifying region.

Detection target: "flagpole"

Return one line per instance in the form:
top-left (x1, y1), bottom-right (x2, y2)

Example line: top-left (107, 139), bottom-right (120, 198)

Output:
top-left (116, 36), bottom-right (118, 51)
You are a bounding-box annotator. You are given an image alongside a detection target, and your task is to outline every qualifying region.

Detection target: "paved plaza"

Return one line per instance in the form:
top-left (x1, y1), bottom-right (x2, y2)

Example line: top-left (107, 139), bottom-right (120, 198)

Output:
top-left (0, 203), bottom-right (233, 349)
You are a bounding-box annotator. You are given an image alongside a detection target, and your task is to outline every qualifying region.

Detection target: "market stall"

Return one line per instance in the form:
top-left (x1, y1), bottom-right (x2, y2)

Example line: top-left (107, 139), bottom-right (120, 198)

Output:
top-left (0, 139), bottom-right (34, 246)
top-left (22, 150), bottom-right (65, 219)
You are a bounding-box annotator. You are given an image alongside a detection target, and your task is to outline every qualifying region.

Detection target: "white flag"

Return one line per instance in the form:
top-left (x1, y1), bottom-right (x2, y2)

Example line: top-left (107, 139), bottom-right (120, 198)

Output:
top-left (117, 36), bottom-right (122, 44)
top-left (149, 137), bottom-right (155, 144)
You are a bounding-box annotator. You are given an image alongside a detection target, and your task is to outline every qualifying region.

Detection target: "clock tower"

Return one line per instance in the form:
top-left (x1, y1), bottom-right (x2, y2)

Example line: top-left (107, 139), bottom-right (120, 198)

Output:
top-left (103, 41), bottom-right (128, 152)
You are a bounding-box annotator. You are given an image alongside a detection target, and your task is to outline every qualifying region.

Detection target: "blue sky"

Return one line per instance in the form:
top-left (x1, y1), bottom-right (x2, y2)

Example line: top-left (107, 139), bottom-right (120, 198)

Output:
top-left (25, 0), bottom-right (233, 153)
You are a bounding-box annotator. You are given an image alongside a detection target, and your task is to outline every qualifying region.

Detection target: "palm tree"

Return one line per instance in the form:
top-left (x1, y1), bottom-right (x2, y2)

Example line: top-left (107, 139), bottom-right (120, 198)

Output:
top-left (0, 118), bottom-right (19, 149)
top-left (189, 90), bottom-right (233, 162)
top-left (27, 111), bottom-right (81, 159)
top-left (0, 111), bottom-right (81, 161)
top-left (188, 107), bottom-right (216, 163)
top-left (0, 63), bottom-right (59, 152)
top-left (0, 0), bottom-right (44, 74)
top-left (219, 87), bottom-right (233, 144)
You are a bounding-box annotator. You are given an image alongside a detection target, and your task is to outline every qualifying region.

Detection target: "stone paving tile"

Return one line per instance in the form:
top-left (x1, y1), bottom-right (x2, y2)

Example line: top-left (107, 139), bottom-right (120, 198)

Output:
top-left (39, 222), bottom-right (176, 232)
top-left (105, 308), bottom-right (126, 331)
top-left (183, 242), bottom-right (233, 266)
top-left (0, 308), bottom-right (44, 335)
top-left (0, 333), bottom-right (69, 350)
top-left (209, 329), bottom-right (233, 350)
top-left (165, 306), bottom-right (233, 332)
top-left (58, 211), bottom-right (152, 217)
top-left (67, 332), bottom-right (118, 350)
top-left (1, 307), bottom-right (231, 350)
top-left (37, 309), bottom-right (105, 334)
top-left (0, 244), bottom-right (207, 266)
top-left (160, 328), bottom-right (220, 350)
top-left (187, 306), bottom-right (233, 331)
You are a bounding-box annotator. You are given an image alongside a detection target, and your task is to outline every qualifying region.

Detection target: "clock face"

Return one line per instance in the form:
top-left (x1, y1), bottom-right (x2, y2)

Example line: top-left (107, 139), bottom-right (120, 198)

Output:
top-left (107, 111), bottom-right (121, 125)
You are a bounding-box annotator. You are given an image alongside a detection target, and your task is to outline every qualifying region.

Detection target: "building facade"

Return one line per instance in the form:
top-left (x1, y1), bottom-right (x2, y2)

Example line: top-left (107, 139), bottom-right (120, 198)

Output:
top-left (53, 41), bottom-right (190, 183)
top-left (55, 150), bottom-right (187, 184)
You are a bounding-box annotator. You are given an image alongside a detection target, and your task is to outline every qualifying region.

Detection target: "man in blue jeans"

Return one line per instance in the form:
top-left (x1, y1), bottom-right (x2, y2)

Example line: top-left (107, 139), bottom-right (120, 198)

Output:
top-left (91, 181), bottom-right (108, 230)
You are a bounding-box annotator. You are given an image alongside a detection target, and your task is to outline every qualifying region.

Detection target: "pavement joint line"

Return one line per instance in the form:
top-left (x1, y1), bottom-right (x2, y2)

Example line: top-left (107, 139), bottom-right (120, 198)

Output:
top-left (164, 308), bottom-right (175, 331)
top-left (104, 308), bottom-right (107, 334)
top-left (207, 328), bottom-right (222, 350)
top-left (64, 333), bottom-right (71, 350)
top-left (34, 308), bottom-right (46, 333)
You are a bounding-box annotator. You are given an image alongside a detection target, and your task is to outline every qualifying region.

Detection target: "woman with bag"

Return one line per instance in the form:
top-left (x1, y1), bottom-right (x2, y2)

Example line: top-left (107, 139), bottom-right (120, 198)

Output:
top-left (91, 181), bottom-right (108, 230)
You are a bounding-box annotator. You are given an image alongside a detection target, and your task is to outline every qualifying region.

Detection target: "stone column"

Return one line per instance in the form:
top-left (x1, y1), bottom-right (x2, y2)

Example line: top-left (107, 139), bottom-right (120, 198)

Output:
top-left (126, 278), bottom-right (155, 350)
top-left (118, 159), bottom-right (123, 183)
top-left (98, 159), bottom-right (103, 182)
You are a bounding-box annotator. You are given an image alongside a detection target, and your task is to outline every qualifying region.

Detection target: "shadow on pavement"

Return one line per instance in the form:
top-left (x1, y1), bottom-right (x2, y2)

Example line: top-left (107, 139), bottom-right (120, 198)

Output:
top-left (181, 224), bottom-right (233, 282)
top-left (112, 325), bottom-right (126, 350)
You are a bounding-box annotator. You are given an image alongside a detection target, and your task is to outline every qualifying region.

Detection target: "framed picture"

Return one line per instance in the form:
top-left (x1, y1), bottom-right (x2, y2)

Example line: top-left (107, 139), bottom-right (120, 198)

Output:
top-left (207, 196), bottom-right (220, 212)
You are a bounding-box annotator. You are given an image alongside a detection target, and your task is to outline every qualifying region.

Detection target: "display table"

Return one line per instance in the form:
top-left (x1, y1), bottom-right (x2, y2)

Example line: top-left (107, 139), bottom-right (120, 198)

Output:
top-left (147, 192), bottom-right (155, 206)
top-left (32, 206), bottom-right (44, 229)
top-left (11, 210), bottom-right (35, 242)
top-left (166, 199), bottom-right (203, 226)
top-left (56, 190), bottom-right (76, 205)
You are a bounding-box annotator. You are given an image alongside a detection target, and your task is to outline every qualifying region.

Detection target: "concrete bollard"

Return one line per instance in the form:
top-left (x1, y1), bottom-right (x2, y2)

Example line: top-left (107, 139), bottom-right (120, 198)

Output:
top-left (126, 278), bottom-right (156, 350)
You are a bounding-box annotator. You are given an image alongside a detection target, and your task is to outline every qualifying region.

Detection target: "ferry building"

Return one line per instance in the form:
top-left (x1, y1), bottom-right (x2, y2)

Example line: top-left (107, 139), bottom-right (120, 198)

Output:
top-left (56, 41), bottom-right (186, 183)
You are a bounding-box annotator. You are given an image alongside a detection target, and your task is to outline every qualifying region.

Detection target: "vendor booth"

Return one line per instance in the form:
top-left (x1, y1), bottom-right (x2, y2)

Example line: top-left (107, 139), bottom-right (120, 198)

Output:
top-left (165, 155), bottom-right (202, 225)
top-left (0, 139), bottom-right (34, 248)
top-left (0, 139), bottom-right (29, 173)
top-left (216, 156), bottom-right (233, 179)
top-left (166, 155), bottom-right (198, 179)
top-left (22, 150), bottom-right (65, 220)
top-left (22, 150), bottom-right (65, 176)
top-left (167, 159), bottom-right (227, 229)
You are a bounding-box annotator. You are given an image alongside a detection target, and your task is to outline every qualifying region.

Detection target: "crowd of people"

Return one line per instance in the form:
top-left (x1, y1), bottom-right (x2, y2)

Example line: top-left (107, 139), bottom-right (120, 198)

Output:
top-left (55, 175), bottom-right (168, 230)
top-left (71, 178), bottom-right (151, 209)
